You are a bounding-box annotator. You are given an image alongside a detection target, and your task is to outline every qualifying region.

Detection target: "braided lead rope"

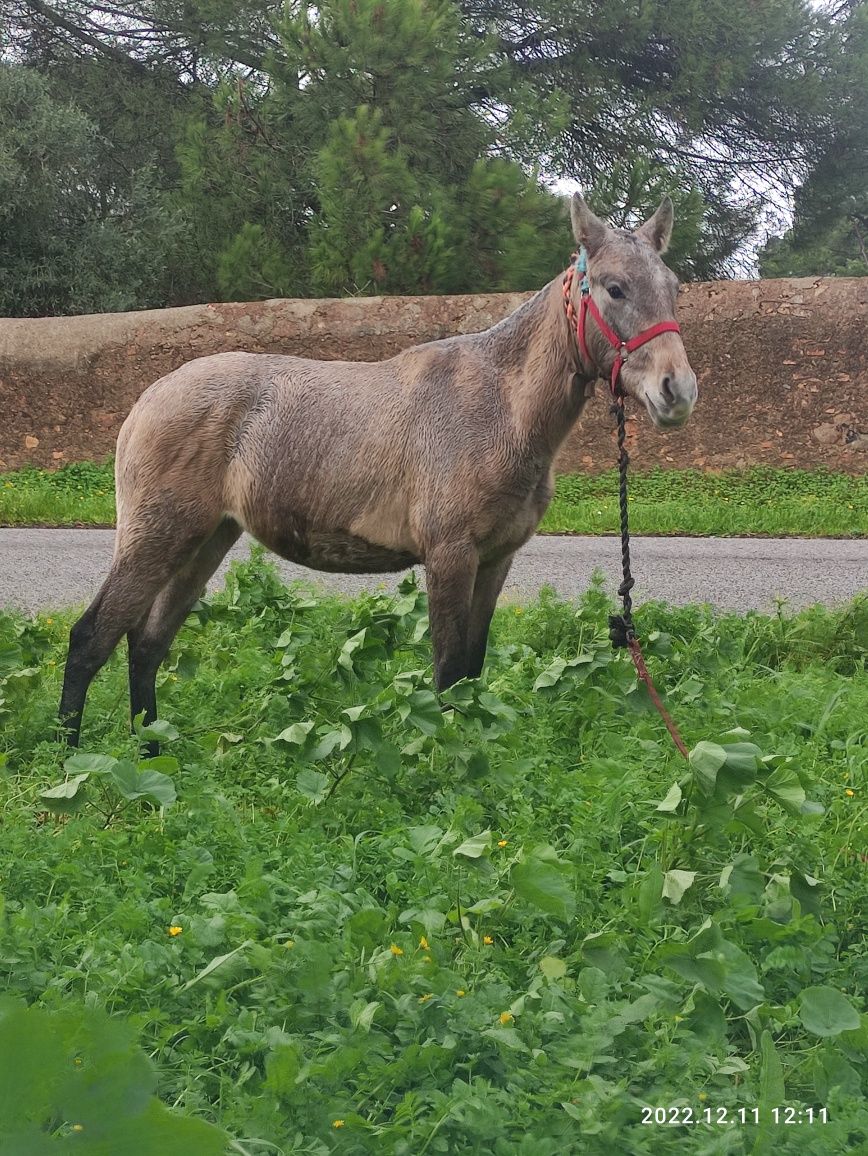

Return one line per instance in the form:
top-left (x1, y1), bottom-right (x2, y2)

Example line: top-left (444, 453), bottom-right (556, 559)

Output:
top-left (563, 246), bottom-right (690, 761)
top-left (608, 391), bottom-right (636, 649)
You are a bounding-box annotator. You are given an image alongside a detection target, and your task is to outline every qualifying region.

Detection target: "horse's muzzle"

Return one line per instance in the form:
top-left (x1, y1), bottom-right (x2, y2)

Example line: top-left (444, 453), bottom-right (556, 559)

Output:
top-left (644, 370), bottom-right (697, 429)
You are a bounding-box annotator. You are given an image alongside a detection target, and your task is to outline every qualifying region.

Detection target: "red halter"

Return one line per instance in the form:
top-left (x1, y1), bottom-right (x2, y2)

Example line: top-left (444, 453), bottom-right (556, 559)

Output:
top-left (562, 258), bottom-right (681, 397)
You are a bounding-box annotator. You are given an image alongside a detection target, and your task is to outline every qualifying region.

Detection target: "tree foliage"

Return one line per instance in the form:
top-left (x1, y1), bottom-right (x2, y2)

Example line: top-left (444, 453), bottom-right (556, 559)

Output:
top-left (0, 0), bottom-right (862, 315)
top-left (0, 63), bottom-right (177, 315)
top-left (758, 1), bottom-right (868, 278)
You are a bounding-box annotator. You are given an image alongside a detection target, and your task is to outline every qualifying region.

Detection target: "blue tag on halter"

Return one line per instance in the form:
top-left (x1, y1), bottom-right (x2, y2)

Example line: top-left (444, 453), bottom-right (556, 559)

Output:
top-left (576, 245), bottom-right (590, 295)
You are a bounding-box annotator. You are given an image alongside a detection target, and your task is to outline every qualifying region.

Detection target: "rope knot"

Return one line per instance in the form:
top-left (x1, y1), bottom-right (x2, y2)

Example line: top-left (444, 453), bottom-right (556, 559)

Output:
top-left (608, 613), bottom-right (635, 649)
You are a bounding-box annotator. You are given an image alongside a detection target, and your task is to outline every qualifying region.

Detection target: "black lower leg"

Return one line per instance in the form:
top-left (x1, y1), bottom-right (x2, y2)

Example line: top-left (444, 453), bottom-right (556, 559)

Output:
top-left (465, 555), bottom-right (513, 680)
top-left (128, 631), bottom-right (161, 757)
top-left (426, 543), bottom-right (477, 693)
top-left (58, 611), bottom-right (102, 747)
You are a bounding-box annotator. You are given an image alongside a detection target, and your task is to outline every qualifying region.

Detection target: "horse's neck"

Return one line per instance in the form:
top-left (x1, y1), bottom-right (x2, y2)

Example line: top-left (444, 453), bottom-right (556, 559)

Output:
top-left (482, 276), bottom-right (592, 457)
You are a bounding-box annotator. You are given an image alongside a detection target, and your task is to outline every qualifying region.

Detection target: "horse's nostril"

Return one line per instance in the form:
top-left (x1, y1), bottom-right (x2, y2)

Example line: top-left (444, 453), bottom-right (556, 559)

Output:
top-left (661, 375), bottom-right (675, 405)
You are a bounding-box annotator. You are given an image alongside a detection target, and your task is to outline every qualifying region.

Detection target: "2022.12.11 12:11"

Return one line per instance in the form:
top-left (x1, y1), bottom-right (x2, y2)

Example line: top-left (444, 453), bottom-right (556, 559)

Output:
top-left (640, 1106), bottom-right (829, 1125)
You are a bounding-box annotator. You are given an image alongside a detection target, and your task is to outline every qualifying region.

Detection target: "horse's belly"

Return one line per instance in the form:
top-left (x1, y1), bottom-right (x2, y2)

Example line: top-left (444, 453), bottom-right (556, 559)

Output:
top-left (260, 525), bottom-right (419, 574)
top-left (305, 530), bottom-right (420, 573)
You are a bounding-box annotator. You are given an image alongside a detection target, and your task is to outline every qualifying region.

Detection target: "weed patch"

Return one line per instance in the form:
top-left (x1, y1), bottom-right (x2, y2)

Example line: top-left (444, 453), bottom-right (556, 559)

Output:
top-left (0, 555), bottom-right (866, 1152)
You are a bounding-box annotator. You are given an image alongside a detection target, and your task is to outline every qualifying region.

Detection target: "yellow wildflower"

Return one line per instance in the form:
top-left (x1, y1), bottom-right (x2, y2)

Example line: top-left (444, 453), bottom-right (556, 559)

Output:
top-left (46, 618), bottom-right (53, 625)
top-left (497, 839), bottom-right (508, 847)
top-left (698, 1092), bottom-right (707, 1102)
top-left (419, 936), bottom-right (429, 950)
top-left (422, 955), bottom-right (432, 963)
top-left (390, 944), bottom-right (404, 956)
top-left (418, 993), bottom-right (433, 1003)
top-left (845, 789), bottom-right (855, 797)
top-left (168, 925), bottom-right (183, 937)
top-left (499, 1011), bottom-right (513, 1025)
top-left (483, 935), bottom-right (494, 945)
top-left (455, 989), bottom-right (466, 997)
top-left (332, 1119), bottom-right (345, 1129)
top-left (72, 1125), bottom-right (84, 1132)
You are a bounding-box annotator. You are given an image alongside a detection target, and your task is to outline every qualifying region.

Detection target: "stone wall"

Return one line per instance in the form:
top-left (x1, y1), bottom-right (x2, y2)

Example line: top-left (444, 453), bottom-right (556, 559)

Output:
top-left (0, 277), bottom-right (865, 474)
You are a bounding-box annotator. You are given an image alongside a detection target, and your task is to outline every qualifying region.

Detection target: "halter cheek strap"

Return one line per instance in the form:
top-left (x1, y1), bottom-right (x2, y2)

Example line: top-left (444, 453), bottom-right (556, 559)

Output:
top-left (562, 246), bottom-right (681, 397)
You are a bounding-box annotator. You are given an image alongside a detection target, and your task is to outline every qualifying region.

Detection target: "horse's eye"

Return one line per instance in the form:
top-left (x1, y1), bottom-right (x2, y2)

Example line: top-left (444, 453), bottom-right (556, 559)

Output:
top-left (608, 285), bottom-right (625, 300)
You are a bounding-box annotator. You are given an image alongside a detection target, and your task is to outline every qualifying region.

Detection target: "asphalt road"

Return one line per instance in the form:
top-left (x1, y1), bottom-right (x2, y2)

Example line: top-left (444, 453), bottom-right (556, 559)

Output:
top-left (0, 529), bottom-right (864, 615)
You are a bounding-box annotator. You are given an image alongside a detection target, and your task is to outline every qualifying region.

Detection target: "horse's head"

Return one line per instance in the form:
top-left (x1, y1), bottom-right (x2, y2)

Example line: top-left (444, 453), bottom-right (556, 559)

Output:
top-left (569, 193), bottom-right (697, 429)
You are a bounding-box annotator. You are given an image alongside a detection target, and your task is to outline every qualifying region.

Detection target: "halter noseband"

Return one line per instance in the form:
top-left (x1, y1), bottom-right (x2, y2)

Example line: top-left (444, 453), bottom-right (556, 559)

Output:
top-left (562, 246), bottom-right (681, 397)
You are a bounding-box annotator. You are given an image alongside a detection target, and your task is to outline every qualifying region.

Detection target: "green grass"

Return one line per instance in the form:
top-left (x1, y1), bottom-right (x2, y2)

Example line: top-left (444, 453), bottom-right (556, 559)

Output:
top-left (0, 460), bottom-right (115, 525)
top-left (1, 552), bottom-right (867, 1152)
top-left (1, 461), bottom-right (866, 536)
top-left (541, 467), bottom-right (868, 537)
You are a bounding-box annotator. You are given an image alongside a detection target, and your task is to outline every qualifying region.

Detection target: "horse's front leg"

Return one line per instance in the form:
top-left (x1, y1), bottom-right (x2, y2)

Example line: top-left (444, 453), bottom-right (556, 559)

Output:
top-left (466, 552), bottom-right (515, 680)
top-left (425, 542), bottom-right (478, 692)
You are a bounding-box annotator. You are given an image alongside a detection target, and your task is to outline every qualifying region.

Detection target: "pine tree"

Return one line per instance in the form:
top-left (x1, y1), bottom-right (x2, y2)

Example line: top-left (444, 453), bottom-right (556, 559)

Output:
top-left (758, 2), bottom-right (868, 277)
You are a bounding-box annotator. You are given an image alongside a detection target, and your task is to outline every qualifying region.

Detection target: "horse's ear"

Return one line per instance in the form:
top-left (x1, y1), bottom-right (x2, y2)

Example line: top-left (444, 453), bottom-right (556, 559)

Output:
top-left (636, 196), bottom-right (674, 253)
top-left (570, 193), bottom-right (608, 256)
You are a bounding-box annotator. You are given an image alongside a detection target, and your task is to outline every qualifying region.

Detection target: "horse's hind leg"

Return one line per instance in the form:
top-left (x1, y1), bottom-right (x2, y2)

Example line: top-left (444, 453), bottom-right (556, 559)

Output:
top-left (60, 550), bottom-right (184, 749)
top-left (59, 516), bottom-right (221, 748)
top-left (127, 517), bottom-right (241, 753)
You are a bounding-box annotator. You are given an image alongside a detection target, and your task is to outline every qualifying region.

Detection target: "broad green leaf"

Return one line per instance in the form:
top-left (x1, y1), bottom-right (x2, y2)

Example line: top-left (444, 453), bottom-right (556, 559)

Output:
top-left (662, 869), bottom-right (696, 904)
top-left (480, 1026), bottom-right (528, 1051)
top-left (264, 1044), bottom-right (301, 1096)
top-left (790, 869), bottom-right (823, 918)
top-left (656, 782), bottom-right (683, 812)
top-left (338, 629), bottom-right (368, 672)
top-left (533, 656), bottom-right (567, 690)
top-left (349, 1000), bottom-right (381, 1032)
top-left (763, 765), bottom-right (806, 815)
top-left (295, 768), bottom-right (329, 804)
top-left (658, 924), bottom-right (765, 1011)
top-left (183, 941), bottom-right (252, 990)
top-left (311, 726), bottom-right (352, 760)
top-left (40, 772), bottom-right (89, 801)
top-left (0, 644), bottom-right (23, 674)
top-left (688, 741), bottom-right (727, 794)
top-left (721, 742), bottom-right (762, 776)
top-left (511, 846), bottom-right (575, 922)
top-left (540, 956), bottom-right (568, 980)
top-left (273, 721), bottom-right (315, 745)
top-left (453, 830), bottom-right (492, 860)
top-left (399, 906), bottom-right (447, 934)
top-left (577, 966), bottom-right (609, 1003)
top-left (138, 755), bottom-right (180, 776)
top-left (798, 987), bottom-right (861, 1037)
top-left (719, 854), bottom-right (764, 901)
top-left (465, 897), bottom-right (504, 915)
top-left (136, 719), bottom-right (180, 743)
top-left (132, 769), bottom-right (177, 807)
top-left (109, 761), bottom-right (176, 806)
top-left (402, 689), bottom-right (442, 735)
top-left (407, 825), bottom-right (444, 855)
top-left (63, 752), bottom-right (117, 775)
